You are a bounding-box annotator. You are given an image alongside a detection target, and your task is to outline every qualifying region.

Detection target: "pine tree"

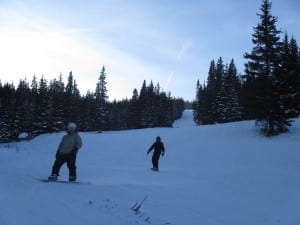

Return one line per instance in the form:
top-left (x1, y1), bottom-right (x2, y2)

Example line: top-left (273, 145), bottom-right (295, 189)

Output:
top-left (193, 80), bottom-right (204, 125)
top-left (65, 71), bottom-right (74, 122)
top-left (15, 79), bottom-right (32, 134)
top-left (193, 80), bottom-right (199, 124)
top-left (289, 37), bottom-right (300, 115)
top-left (48, 76), bottom-right (65, 131)
top-left (206, 60), bottom-right (218, 123)
top-left (243, 0), bottom-right (287, 135)
top-left (147, 81), bottom-right (156, 126)
top-left (129, 88), bottom-right (140, 128)
top-left (278, 34), bottom-right (300, 117)
top-left (95, 66), bottom-right (109, 131)
top-left (81, 91), bottom-right (96, 131)
top-left (72, 79), bottom-right (81, 125)
top-left (154, 83), bottom-right (173, 127)
top-left (35, 76), bottom-right (51, 133)
top-left (214, 58), bottom-right (226, 122)
top-left (196, 58), bottom-right (242, 124)
top-left (138, 80), bottom-right (149, 127)
top-left (29, 76), bottom-right (39, 135)
top-left (0, 83), bottom-right (17, 142)
top-left (223, 60), bottom-right (242, 122)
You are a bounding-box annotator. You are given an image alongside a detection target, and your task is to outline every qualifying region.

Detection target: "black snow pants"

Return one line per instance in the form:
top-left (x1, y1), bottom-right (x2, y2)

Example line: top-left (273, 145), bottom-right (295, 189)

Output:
top-left (152, 152), bottom-right (161, 169)
top-left (51, 152), bottom-right (77, 178)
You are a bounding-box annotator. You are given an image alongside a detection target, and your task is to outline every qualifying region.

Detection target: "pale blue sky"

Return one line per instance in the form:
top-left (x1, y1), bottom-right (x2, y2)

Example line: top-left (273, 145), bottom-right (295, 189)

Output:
top-left (0, 0), bottom-right (299, 101)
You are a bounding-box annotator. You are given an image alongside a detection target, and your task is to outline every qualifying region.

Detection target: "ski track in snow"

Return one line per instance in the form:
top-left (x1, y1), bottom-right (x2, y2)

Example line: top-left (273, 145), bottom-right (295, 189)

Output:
top-left (1, 110), bottom-right (300, 225)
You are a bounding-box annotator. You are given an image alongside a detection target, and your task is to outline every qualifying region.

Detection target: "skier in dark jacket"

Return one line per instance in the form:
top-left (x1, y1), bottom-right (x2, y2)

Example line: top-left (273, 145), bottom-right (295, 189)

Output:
top-left (48, 122), bottom-right (82, 182)
top-left (147, 136), bottom-right (165, 171)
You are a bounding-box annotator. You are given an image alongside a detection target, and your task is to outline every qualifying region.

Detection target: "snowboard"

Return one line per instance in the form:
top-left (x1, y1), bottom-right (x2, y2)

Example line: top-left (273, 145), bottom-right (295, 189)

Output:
top-left (151, 168), bottom-right (159, 172)
top-left (34, 177), bottom-right (90, 184)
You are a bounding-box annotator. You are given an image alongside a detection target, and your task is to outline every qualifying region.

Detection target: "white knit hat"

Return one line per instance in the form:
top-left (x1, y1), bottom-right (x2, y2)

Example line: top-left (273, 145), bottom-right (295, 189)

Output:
top-left (67, 122), bottom-right (77, 131)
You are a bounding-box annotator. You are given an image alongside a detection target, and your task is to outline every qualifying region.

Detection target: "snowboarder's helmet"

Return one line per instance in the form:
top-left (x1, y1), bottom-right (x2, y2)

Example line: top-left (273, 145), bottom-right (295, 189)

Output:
top-left (156, 136), bottom-right (161, 141)
top-left (67, 122), bottom-right (77, 131)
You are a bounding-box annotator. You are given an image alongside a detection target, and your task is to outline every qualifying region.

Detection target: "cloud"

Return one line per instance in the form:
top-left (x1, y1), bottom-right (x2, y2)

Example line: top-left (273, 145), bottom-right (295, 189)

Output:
top-left (0, 2), bottom-right (198, 100)
top-left (0, 26), bottom-right (102, 76)
top-left (177, 40), bottom-right (194, 61)
top-left (0, 5), bottom-right (171, 100)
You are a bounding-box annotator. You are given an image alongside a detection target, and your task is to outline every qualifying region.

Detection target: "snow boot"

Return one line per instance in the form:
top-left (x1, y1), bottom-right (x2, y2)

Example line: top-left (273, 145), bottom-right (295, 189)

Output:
top-left (69, 176), bottom-right (76, 182)
top-left (48, 174), bottom-right (58, 181)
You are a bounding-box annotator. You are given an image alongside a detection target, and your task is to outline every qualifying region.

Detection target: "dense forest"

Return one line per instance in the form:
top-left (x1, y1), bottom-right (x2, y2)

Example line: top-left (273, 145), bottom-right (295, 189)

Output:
top-left (193, 0), bottom-right (300, 136)
top-left (0, 66), bottom-right (184, 143)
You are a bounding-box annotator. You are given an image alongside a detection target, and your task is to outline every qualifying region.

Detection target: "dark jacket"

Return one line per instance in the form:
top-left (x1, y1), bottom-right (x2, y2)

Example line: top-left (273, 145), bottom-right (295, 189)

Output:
top-left (147, 141), bottom-right (165, 156)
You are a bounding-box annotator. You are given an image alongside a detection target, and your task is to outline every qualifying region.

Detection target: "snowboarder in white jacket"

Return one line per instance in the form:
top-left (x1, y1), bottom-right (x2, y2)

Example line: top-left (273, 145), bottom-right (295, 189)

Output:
top-left (48, 122), bottom-right (82, 182)
top-left (147, 136), bottom-right (165, 171)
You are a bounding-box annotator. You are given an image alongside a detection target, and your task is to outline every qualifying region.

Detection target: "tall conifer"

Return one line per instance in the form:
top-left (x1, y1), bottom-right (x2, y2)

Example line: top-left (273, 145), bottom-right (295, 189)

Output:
top-left (243, 0), bottom-right (287, 135)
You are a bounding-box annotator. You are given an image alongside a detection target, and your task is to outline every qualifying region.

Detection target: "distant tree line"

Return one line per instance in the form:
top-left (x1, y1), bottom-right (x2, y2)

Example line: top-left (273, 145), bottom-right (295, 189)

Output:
top-left (193, 0), bottom-right (300, 136)
top-left (0, 66), bottom-right (184, 142)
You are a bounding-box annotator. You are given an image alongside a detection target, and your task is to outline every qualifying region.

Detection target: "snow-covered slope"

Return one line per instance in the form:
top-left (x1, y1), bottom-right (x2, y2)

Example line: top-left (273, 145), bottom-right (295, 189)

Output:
top-left (1, 110), bottom-right (300, 225)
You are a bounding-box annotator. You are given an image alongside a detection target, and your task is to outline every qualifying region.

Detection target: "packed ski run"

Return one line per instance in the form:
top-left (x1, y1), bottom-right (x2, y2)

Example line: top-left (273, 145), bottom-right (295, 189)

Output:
top-left (1, 110), bottom-right (300, 225)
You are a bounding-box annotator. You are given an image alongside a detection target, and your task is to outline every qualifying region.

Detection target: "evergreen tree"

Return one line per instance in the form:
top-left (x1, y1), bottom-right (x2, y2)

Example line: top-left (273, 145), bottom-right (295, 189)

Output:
top-left (81, 91), bottom-right (96, 131)
top-left (48, 76), bottom-right (65, 131)
top-left (138, 80), bottom-right (150, 127)
top-left (289, 37), bottom-right (300, 115)
top-left (15, 79), bottom-right (32, 134)
top-left (194, 58), bottom-right (242, 125)
top-left (29, 76), bottom-right (39, 135)
top-left (214, 58), bottom-right (226, 122)
top-left (205, 60), bottom-right (217, 123)
top-left (243, 0), bottom-right (288, 135)
top-left (129, 88), bottom-right (140, 128)
top-left (223, 60), bottom-right (242, 122)
top-left (35, 76), bottom-right (51, 133)
top-left (193, 80), bottom-right (210, 125)
top-left (0, 83), bottom-right (17, 142)
top-left (192, 80), bottom-right (201, 124)
top-left (147, 81), bottom-right (156, 126)
top-left (72, 79), bottom-right (81, 124)
top-left (65, 71), bottom-right (75, 122)
top-left (95, 66), bottom-right (109, 131)
top-left (277, 34), bottom-right (300, 118)
top-left (162, 92), bottom-right (175, 126)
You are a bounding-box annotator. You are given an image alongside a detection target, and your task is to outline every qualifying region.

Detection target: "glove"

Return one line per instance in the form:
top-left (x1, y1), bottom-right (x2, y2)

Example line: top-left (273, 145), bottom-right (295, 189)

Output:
top-left (161, 152), bottom-right (164, 157)
top-left (147, 150), bottom-right (150, 155)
